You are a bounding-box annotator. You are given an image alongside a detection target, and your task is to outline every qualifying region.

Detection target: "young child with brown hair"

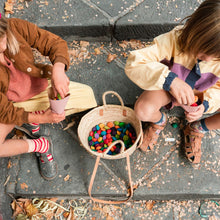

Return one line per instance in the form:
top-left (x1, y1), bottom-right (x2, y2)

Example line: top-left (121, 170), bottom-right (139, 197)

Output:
top-left (0, 14), bottom-right (97, 180)
top-left (125, 0), bottom-right (220, 164)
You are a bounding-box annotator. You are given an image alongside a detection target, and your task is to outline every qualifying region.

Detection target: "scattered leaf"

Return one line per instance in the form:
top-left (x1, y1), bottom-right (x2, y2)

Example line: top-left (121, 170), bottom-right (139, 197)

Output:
top-left (94, 48), bottom-right (101, 55)
top-left (106, 53), bottom-right (117, 63)
top-left (63, 211), bottom-right (70, 218)
top-left (145, 201), bottom-right (156, 211)
top-left (118, 41), bottom-right (129, 49)
top-left (7, 160), bottom-right (12, 169)
top-left (64, 174), bottom-right (70, 181)
top-left (20, 182), bottom-right (28, 190)
top-left (25, 203), bottom-right (38, 217)
top-left (80, 41), bottom-right (89, 47)
top-left (11, 200), bottom-right (24, 217)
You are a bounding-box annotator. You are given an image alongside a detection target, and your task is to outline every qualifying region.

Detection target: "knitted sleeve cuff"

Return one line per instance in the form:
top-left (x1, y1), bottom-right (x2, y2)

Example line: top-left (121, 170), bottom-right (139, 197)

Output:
top-left (202, 100), bottom-right (209, 112)
top-left (163, 71), bottom-right (178, 91)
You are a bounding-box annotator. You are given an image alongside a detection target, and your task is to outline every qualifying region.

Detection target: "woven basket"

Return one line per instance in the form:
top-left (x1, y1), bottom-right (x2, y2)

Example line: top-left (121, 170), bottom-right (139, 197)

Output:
top-left (78, 91), bottom-right (143, 204)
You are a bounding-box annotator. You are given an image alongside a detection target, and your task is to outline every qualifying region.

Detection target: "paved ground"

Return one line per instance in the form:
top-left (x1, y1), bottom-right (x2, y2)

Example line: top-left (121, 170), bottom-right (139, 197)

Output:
top-left (0, 0), bottom-right (220, 219)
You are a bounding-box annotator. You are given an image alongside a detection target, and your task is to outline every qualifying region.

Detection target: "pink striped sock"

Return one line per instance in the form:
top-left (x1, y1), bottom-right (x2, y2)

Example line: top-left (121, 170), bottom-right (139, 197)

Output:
top-left (26, 137), bottom-right (49, 153)
top-left (29, 123), bottom-right (40, 134)
top-left (39, 154), bottom-right (54, 163)
top-left (30, 110), bottom-right (45, 134)
top-left (46, 153), bottom-right (54, 162)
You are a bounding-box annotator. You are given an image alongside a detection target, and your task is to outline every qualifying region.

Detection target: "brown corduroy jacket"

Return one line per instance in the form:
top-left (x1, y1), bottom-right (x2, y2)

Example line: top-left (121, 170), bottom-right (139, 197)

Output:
top-left (0, 18), bottom-right (70, 125)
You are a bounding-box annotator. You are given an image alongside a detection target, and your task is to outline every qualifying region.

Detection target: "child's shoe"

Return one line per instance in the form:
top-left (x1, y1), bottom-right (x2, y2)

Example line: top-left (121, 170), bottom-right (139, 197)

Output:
top-left (36, 136), bottom-right (58, 180)
top-left (140, 114), bottom-right (167, 152)
top-left (184, 123), bottom-right (204, 163)
top-left (15, 123), bottom-right (50, 138)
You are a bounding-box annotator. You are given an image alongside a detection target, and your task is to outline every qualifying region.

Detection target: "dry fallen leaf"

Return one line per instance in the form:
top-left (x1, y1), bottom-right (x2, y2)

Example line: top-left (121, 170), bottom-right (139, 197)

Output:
top-left (11, 200), bottom-right (24, 217)
top-left (129, 39), bottom-right (143, 49)
top-left (20, 182), bottom-right (28, 190)
top-left (122, 52), bottom-right (127, 57)
top-left (80, 41), bottom-right (89, 47)
top-left (63, 211), bottom-right (70, 218)
top-left (44, 210), bottom-right (54, 220)
top-left (64, 174), bottom-right (70, 181)
top-left (106, 53), bottom-right (117, 63)
top-left (7, 159), bottom-right (12, 169)
top-left (118, 40), bottom-right (129, 49)
top-left (145, 201), bottom-right (156, 211)
top-left (94, 48), bottom-right (101, 55)
top-left (4, 2), bottom-right (14, 13)
top-left (67, 207), bottom-right (75, 220)
top-left (25, 203), bottom-right (39, 217)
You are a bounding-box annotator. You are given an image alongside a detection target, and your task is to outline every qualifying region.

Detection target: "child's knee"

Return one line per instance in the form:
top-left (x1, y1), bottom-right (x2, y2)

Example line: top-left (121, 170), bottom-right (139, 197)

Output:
top-left (134, 101), bottom-right (157, 121)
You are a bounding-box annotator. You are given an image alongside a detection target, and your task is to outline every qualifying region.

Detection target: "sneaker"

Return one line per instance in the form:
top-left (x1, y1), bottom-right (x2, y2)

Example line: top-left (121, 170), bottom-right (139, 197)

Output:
top-left (36, 136), bottom-right (58, 180)
top-left (15, 123), bottom-right (50, 138)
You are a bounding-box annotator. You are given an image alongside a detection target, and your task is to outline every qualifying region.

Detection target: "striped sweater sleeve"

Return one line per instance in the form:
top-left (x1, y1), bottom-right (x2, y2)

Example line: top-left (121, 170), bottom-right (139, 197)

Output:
top-left (125, 29), bottom-right (176, 91)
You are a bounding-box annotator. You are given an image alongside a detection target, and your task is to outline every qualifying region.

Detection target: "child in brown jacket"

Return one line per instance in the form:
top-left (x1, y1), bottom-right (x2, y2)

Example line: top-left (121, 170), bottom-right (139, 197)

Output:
top-left (0, 15), bottom-right (97, 180)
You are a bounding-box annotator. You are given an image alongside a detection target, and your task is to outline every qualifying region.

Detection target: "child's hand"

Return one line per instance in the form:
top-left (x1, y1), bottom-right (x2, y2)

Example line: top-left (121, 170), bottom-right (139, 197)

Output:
top-left (169, 78), bottom-right (195, 105)
top-left (28, 109), bottom-right (65, 124)
top-left (51, 62), bottom-right (70, 99)
top-left (185, 104), bottom-right (205, 122)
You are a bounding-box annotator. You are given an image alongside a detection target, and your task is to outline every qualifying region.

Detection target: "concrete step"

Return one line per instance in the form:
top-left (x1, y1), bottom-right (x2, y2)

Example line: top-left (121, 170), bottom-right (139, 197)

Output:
top-left (5, 40), bottom-right (220, 201)
top-left (6, 109), bottom-right (220, 201)
top-left (4, 0), bottom-right (201, 40)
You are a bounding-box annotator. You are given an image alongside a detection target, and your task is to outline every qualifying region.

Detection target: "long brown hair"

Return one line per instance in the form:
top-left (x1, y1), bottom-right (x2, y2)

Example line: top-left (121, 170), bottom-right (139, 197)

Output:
top-left (0, 15), bottom-right (19, 55)
top-left (177, 0), bottom-right (220, 59)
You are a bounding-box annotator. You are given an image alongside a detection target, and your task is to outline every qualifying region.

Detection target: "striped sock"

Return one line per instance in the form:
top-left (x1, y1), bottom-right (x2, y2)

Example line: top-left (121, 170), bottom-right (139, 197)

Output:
top-left (39, 154), bottom-right (54, 163)
top-left (29, 123), bottom-right (40, 134)
top-left (154, 112), bottom-right (166, 135)
top-left (26, 137), bottom-right (49, 153)
top-left (190, 119), bottom-right (209, 134)
top-left (30, 110), bottom-right (45, 134)
top-left (155, 112), bottom-right (166, 126)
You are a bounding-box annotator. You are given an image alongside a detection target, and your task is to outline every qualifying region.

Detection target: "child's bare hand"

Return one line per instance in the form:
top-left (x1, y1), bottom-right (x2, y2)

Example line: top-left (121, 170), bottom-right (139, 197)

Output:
top-left (29, 109), bottom-right (65, 124)
top-left (169, 78), bottom-right (195, 105)
top-left (42, 109), bottom-right (65, 123)
top-left (185, 104), bottom-right (205, 122)
top-left (51, 62), bottom-right (70, 99)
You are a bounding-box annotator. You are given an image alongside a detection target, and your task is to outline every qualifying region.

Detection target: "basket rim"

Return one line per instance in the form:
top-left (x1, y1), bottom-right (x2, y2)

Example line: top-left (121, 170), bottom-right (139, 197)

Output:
top-left (77, 104), bottom-right (142, 159)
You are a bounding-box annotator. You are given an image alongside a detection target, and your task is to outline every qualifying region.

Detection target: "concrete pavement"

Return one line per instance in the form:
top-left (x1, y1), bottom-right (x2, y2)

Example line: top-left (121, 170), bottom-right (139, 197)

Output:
top-left (0, 0), bottom-right (219, 219)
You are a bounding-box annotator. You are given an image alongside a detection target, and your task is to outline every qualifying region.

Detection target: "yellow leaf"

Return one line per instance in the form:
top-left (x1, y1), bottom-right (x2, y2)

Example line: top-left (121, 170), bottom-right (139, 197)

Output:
top-left (25, 203), bottom-right (39, 217)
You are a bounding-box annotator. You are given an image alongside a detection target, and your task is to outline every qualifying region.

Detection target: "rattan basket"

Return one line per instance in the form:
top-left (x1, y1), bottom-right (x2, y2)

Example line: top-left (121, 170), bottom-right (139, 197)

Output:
top-left (77, 91), bottom-right (143, 204)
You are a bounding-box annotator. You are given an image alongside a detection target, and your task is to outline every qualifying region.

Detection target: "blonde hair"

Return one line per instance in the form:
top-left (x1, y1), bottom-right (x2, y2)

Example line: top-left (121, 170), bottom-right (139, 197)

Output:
top-left (177, 0), bottom-right (220, 59)
top-left (0, 16), bottom-right (19, 55)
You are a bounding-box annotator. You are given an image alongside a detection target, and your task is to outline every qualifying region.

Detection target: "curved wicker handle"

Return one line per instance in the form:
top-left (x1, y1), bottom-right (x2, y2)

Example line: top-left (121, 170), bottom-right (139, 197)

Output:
top-left (88, 154), bottom-right (133, 204)
top-left (102, 91), bottom-right (124, 107)
top-left (103, 140), bottom-right (125, 156)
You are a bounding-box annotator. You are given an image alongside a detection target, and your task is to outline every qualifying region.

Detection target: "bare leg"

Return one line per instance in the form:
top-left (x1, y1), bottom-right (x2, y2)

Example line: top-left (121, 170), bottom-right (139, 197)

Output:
top-left (134, 90), bottom-right (172, 122)
top-left (136, 90), bottom-right (172, 151)
top-left (0, 123), bottom-right (29, 157)
top-left (204, 113), bottom-right (220, 130)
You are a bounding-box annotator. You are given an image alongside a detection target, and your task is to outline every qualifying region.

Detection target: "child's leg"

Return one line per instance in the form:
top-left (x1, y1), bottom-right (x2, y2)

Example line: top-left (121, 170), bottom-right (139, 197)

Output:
top-left (134, 90), bottom-right (171, 122)
top-left (135, 90), bottom-right (171, 151)
top-left (0, 123), bottom-right (49, 157)
top-left (0, 123), bottom-right (29, 157)
top-left (184, 113), bottom-right (220, 164)
top-left (0, 123), bottom-right (57, 180)
top-left (203, 113), bottom-right (220, 130)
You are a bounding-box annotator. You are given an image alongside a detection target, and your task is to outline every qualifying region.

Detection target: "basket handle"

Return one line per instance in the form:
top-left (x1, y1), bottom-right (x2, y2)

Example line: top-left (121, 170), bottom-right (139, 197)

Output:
top-left (88, 154), bottom-right (133, 204)
top-left (137, 129), bottom-right (144, 148)
top-left (103, 140), bottom-right (125, 156)
top-left (102, 91), bottom-right (124, 107)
